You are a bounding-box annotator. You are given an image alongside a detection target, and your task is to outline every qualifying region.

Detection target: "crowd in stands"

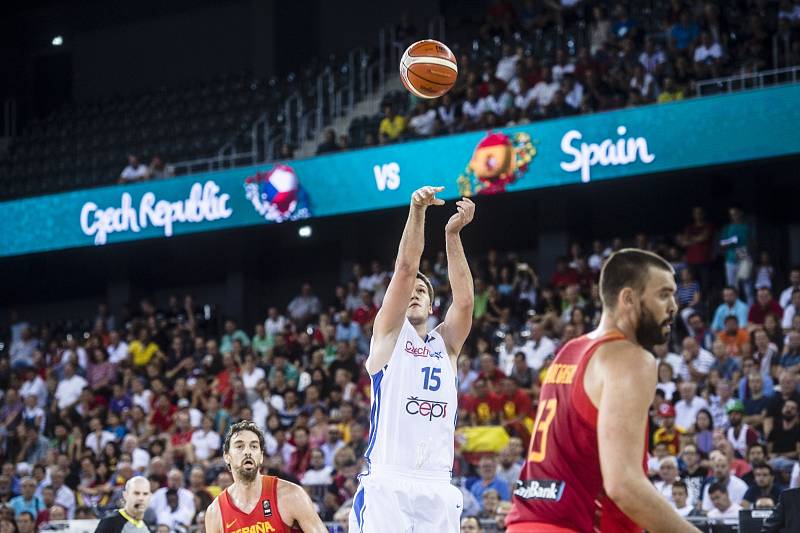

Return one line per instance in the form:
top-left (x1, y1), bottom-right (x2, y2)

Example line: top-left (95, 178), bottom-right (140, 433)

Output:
top-left (1, 219), bottom-right (799, 529)
top-left (118, 155), bottom-right (176, 184)
top-left (328, 0), bottom-right (800, 151)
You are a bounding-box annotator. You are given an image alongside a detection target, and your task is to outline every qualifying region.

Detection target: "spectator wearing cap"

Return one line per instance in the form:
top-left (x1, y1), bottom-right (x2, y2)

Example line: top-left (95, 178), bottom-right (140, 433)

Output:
top-left (749, 287), bottom-right (784, 327)
top-left (653, 403), bottom-right (683, 456)
top-left (725, 400), bottom-right (759, 459)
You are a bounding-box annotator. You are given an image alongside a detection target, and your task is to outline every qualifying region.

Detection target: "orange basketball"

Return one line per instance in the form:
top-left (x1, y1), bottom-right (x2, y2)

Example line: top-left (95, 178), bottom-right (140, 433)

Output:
top-left (400, 39), bottom-right (458, 99)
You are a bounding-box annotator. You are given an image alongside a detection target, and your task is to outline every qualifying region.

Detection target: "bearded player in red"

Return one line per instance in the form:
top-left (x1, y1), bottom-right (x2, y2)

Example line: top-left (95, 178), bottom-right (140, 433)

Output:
top-left (506, 249), bottom-right (701, 533)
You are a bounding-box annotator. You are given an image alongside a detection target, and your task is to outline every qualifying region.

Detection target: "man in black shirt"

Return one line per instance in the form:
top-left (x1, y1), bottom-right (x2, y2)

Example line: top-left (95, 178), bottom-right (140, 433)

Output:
top-left (95, 476), bottom-right (151, 533)
top-left (767, 399), bottom-right (800, 480)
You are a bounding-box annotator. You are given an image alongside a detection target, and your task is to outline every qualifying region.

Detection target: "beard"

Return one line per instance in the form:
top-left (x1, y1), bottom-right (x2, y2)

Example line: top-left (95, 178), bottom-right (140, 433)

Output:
top-left (234, 460), bottom-right (260, 482)
top-left (635, 301), bottom-right (672, 351)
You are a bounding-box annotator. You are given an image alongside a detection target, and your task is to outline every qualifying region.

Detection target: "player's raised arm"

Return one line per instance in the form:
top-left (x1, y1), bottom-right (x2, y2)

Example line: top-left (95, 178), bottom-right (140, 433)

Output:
top-left (595, 342), bottom-right (701, 533)
top-left (366, 185), bottom-right (444, 375)
top-left (441, 197), bottom-right (475, 358)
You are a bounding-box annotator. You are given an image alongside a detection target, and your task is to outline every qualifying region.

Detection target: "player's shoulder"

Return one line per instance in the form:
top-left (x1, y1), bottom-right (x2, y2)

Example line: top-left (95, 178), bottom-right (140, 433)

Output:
top-left (593, 337), bottom-right (656, 374)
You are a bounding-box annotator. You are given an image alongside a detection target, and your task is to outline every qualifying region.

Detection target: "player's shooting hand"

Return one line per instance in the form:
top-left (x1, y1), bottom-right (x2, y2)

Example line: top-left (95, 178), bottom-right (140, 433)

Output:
top-left (411, 186), bottom-right (445, 208)
top-left (445, 197), bottom-right (475, 234)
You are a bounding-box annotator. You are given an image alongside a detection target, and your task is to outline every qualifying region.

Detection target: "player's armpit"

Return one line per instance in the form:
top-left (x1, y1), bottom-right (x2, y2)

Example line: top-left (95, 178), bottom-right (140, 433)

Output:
top-left (278, 481), bottom-right (327, 533)
top-left (204, 499), bottom-right (222, 533)
top-left (594, 343), bottom-right (700, 533)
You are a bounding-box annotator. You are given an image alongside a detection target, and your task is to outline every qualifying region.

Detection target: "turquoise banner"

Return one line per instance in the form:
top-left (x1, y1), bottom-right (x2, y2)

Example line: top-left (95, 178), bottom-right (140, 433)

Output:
top-left (2, 84), bottom-right (799, 258)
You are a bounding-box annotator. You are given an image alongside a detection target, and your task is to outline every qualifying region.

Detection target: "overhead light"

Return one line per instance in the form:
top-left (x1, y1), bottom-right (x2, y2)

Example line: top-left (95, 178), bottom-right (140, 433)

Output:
top-left (52, 36), bottom-right (64, 46)
top-left (298, 225), bottom-right (312, 238)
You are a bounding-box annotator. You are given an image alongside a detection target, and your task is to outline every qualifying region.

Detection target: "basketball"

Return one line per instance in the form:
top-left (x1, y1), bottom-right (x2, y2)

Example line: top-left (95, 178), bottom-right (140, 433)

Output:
top-left (400, 39), bottom-right (458, 99)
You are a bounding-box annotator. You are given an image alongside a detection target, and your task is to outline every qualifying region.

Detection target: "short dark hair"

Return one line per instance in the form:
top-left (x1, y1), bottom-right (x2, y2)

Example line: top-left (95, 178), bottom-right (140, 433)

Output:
top-left (708, 482), bottom-right (727, 495)
top-left (753, 462), bottom-right (774, 476)
top-left (672, 480), bottom-right (687, 492)
top-left (223, 420), bottom-right (265, 455)
top-left (416, 272), bottom-right (434, 302)
top-left (599, 248), bottom-right (674, 308)
top-left (18, 511), bottom-right (34, 522)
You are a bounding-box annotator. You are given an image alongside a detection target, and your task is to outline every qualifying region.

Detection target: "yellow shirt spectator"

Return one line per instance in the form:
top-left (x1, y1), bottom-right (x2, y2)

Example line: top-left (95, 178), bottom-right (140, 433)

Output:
top-left (657, 79), bottom-right (684, 103)
top-left (129, 339), bottom-right (160, 367)
top-left (379, 108), bottom-right (406, 142)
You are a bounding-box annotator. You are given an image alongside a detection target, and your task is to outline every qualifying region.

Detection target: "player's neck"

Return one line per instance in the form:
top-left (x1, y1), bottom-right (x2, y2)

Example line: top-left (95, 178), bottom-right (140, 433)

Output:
top-left (595, 313), bottom-right (636, 343)
top-left (231, 475), bottom-right (262, 500)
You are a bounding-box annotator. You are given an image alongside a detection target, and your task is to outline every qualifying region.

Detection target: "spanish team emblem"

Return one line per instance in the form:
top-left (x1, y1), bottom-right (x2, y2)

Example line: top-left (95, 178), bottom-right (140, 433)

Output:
top-left (457, 131), bottom-right (536, 196)
top-left (244, 164), bottom-right (312, 223)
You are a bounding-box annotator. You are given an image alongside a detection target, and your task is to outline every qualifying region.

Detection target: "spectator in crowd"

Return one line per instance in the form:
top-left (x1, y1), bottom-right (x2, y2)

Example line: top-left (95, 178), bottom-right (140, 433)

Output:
top-left (779, 267), bottom-right (800, 309)
top-left (749, 287), bottom-right (784, 327)
top-left (470, 455), bottom-right (510, 507)
top-left (706, 482), bottom-right (742, 520)
top-left (767, 399), bottom-right (800, 474)
top-left (316, 129), bottom-right (340, 155)
top-left (653, 456), bottom-right (682, 503)
top-left (742, 462), bottom-right (783, 508)
top-left (653, 403), bottom-right (682, 456)
top-left (701, 451), bottom-right (749, 512)
top-left (9, 478), bottom-right (43, 518)
top-left (406, 102), bottom-right (438, 138)
top-left (119, 155), bottom-right (148, 184)
top-left (287, 283), bottom-right (321, 325)
top-left (147, 156), bottom-right (174, 180)
top-left (720, 206), bottom-right (755, 304)
top-left (670, 481), bottom-right (696, 518)
top-left (783, 289), bottom-right (800, 332)
top-left (711, 287), bottom-right (749, 332)
top-left (378, 105), bottom-right (406, 144)
top-left (725, 400), bottom-right (759, 458)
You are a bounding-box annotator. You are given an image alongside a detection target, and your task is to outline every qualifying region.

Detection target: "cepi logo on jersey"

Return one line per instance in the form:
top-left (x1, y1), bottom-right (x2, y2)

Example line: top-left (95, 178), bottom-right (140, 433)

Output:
top-left (80, 180), bottom-right (232, 245)
top-left (560, 125), bottom-right (655, 183)
top-left (405, 396), bottom-right (448, 421)
top-left (244, 164), bottom-right (311, 223)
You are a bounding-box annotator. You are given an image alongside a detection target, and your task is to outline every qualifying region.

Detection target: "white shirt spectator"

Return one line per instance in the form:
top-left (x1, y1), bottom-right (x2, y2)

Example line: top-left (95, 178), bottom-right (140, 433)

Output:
top-left (462, 99), bottom-right (485, 121)
top-left (630, 73), bottom-right (655, 97)
top-left (782, 303), bottom-right (797, 330)
top-left (408, 109), bottom-right (437, 136)
top-left (131, 447), bottom-right (150, 472)
top-left (107, 340), bottom-right (129, 365)
top-left (120, 162), bottom-right (148, 183)
top-left (481, 92), bottom-right (512, 116)
top-left (156, 506), bottom-right (194, 531)
top-left (521, 336), bottom-right (556, 372)
top-left (133, 389), bottom-right (153, 414)
top-left (300, 466), bottom-right (333, 486)
top-left (190, 429), bottom-right (221, 461)
top-left (678, 348), bottom-right (715, 382)
top-left (780, 286), bottom-right (799, 309)
top-left (552, 62), bottom-right (575, 83)
top-left (9, 338), bottom-right (37, 367)
top-left (706, 501), bottom-right (742, 520)
top-left (495, 54), bottom-right (520, 83)
top-left (564, 82), bottom-right (584, 109)
top-left (639, 50), bottom-right (666, 74)
top-left (320, 440), bottom-right (345, 468)
top-left (54, 485), bottom-right (76, 519)
top-left (497, 344), bottom-right (520, 376)
top-left (20, 375), bottom-right (48, 408)
top-left (701, 476), bottom-right (748, 512)
top-left (529, 80), bottom-right (560, 108)
top-left (514, 88), bottom-right (537, 111)
top-left (694, 42), bottom-right (723, 63)
top-left (661, 351), bottom-right (684, 377)
top-left (673, 502), bottom-right (693, 518)
top-left (656, 381), bottom-right (677, 402)
top-left (149, 487), bottom-right (195, 524)
top-left (85, 430), bottom-right (117, 456)
top-left (654, 479), bottom-right (694, 507)
top-left (23, 405), bottom-right (46, 433)
top-left (62, 346), bottom-right (88, 369)
top-left (675, 395), bottom-right (710, 431)
top-left (54, 374), bottom-right (88, 410)
top-left (241, 366), bottom-right (266, 390)
top-left (437, 104), bottom-right (456, 128)
top-left (265, 314), bottom-right (287, 337)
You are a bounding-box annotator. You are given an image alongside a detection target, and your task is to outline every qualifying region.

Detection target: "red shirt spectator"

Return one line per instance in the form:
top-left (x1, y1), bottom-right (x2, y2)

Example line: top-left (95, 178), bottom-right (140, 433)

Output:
top-left (748, 287), bottom-right (783, 325)
top-left (288, 427), bottom-right (312, 476)
top-left (680, 207), bottom-right (714, 265)
top-left (149, 395), bottom-right (176, 433)
top-left (352, 291), bottom-right (377, 326)
top-left (497, 379), bottom-right (532, 422)
top-left (477, 353), bottom-right (507, 389)
top-left (550, 258), bottom-right (580, 289)
top-left (462, 379), bottom-right (503, 425)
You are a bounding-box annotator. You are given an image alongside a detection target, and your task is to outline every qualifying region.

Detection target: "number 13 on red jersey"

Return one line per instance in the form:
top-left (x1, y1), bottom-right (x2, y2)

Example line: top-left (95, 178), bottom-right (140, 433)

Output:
top-left (528, 399), bottom-right (557, 463)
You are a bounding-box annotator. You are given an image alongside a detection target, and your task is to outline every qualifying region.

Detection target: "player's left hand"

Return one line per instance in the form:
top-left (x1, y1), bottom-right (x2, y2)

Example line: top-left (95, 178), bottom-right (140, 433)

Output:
top-left (445, 197), bottom-right (475, 234)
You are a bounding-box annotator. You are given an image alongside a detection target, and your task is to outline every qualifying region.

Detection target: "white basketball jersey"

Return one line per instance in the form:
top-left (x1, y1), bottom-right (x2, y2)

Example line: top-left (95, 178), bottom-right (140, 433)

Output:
top-left (363, 318), bottom-right (457, 475)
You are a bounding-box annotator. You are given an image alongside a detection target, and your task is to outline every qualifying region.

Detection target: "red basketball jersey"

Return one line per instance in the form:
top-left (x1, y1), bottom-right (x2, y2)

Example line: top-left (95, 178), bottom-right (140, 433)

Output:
top-left (506, 332), bottom-right (647, 533)
top-left (218, 475), bottom-right (290, 533)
